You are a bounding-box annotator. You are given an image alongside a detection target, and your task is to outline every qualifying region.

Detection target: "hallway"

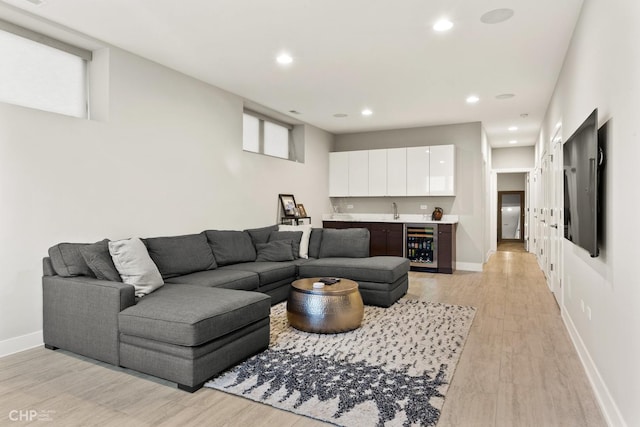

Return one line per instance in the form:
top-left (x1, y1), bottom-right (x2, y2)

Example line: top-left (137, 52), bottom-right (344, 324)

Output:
top-left (408, 251), bottom-right (605, 426)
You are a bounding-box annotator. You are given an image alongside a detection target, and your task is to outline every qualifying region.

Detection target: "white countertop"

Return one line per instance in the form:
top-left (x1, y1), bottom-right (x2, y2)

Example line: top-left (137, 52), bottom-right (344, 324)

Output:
top-left (322, 213), bottom-right (458, 224)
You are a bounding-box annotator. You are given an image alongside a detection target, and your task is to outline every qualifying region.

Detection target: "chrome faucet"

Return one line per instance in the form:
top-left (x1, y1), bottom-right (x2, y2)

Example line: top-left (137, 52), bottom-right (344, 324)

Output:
top-left (392, 202), bottom-right (399, 220)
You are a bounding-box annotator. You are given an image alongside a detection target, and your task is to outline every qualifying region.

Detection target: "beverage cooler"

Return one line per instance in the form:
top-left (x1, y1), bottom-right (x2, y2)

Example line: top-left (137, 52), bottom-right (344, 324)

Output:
top-left (405, 224), bottom-right (438, 271)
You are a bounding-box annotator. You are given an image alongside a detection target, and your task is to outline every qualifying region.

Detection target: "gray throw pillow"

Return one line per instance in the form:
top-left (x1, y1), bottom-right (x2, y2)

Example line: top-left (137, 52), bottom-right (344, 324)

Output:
top-left (308, 228), bottom-right (324, 259)
top-left (245, 224), bottom-right (279, 246)
top-left (205, 230), bottom-right (257, 266)
top-left (255, 240), bottom-right (295, 262)
top-left (48, 242), bottom-right (96, 278)
top-left (79, 239), bottom-right (122, 282)
top-left (268, 231), bottom-right (303, 259)
top-left (144, 233), bottom-right (216, 278)
top-left (318, 228), bottom-right (370, 258)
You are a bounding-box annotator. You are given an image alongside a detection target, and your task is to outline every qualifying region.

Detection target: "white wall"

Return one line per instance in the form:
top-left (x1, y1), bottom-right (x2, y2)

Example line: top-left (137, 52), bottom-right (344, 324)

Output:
top-left (497, 173), bottom-right (526, 191)
top-left (0, 46), bottom-right (333, 354)
top-left (536, 1), bottom-right (640, 425)
top-left (332, 122), bottom-right (486, 269)
top-left (492, 146), bottom-right (535, 169)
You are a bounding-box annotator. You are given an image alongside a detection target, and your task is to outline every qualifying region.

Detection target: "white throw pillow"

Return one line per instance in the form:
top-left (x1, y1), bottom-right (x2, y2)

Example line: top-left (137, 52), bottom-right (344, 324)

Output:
top-left (278, 224), bottom-right (312, 259)
top-left (109, 237), bottom-right (164, 297)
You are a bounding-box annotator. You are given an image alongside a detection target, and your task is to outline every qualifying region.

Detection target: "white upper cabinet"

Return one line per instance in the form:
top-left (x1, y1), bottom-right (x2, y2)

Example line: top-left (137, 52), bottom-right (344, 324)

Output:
top-left (429, 145), bottom-right (456, 195)
top-left (368, 149), bottom-right (387, 196)
top-left (329, 152), bottom-right (349, 197)
top-left (387, 148), bottom-right (407, 196)
top-left (348, 151), bottom-right (369, 196)
top-left (406, 146), bottom-right (430, 196)
top-left (329, 145), bottom-right (455, 198)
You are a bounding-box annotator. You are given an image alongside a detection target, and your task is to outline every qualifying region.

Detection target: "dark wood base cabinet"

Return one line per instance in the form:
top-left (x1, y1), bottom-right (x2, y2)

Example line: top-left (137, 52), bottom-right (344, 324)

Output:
top-left (323, 221), bottom-right (455, 274)
top-left (323, 221), bottom-right (404, 257)
top-left (437, 223), bottom-right (456, 274)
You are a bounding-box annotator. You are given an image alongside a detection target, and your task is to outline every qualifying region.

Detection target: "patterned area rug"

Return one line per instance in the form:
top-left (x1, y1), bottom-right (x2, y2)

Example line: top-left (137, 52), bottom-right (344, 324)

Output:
top-left (206, 299), bottom-right (476, 426)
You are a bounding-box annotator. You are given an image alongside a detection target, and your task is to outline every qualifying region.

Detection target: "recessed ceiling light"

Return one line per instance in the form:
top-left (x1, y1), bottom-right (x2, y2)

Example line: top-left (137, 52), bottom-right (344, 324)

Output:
top-left (508, 126), bottom-right (518, 131)
top-left (361, 109), bottom-right (373, 116)
top-left (276, 53), bottom-right (293, 65)
top-left (333, 113), bottom-right (348, 118)
top-left (466, 95), bottom-right (480, 104)
top-left (520, 113), bottom-right (529, 118)
top-left (288, 110), bottom-right (301, 115)
top-left (509, 140), bottom-right (518, 144)
top-left (496, 93), bottom-right (515, 100)
top-left (433, 19), bottom-right (454, 32)
top-left (480, 8), bottom-right (514, 24)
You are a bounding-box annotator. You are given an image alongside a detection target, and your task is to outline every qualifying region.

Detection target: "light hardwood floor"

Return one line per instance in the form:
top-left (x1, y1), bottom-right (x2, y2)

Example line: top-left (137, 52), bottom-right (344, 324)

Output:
top-left (0, 251), bottom-right (605, 426)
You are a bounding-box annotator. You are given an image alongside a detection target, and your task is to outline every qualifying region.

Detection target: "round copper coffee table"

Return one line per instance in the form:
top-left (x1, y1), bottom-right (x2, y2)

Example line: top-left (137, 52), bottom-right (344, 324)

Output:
top-left (287, 278), bottom-right (364, 333)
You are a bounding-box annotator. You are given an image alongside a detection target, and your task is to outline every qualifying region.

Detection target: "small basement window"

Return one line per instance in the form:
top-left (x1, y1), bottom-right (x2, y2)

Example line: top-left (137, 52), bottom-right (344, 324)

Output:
top-left (0, 19), bottom-right (92, 118)
top-left (243, 110), bottom-right (298, 161)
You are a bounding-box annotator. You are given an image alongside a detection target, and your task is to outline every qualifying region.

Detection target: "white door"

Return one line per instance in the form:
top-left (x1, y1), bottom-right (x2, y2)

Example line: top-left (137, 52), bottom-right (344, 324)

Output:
top-left (542, 153), bottom-right (552, 281)
top-left (429, 145), bottom-right (456, 195)
top-left (549, 128), bottom-right (564, 305)
top-left (329, 152), bottom-right (349, 197)
top-left (348, 151), bottom-right (369, 196)
top-left (406, 146), bottom-right (429, 196)
top-left (368, 149), bottom-right (387, 196)
top-left (387, 148), bottom-right (407, 196)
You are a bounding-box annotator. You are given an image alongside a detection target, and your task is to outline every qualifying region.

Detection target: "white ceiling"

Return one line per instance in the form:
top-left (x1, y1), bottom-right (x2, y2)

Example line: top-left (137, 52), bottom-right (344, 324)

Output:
top-left (0, 0), bottom-right (584, 147)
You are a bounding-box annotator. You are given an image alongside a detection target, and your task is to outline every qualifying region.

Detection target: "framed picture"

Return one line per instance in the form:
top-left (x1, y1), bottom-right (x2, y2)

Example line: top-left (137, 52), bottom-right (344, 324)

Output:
top-left (297, 204), bottom-right (307, 217)
top-left (279, 194), bottom-right (298, 217)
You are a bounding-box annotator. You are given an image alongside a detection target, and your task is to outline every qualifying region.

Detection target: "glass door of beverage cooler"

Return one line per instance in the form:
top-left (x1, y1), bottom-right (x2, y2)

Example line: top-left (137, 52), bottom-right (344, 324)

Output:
top-left (405, 224), bottom-right (438, 270)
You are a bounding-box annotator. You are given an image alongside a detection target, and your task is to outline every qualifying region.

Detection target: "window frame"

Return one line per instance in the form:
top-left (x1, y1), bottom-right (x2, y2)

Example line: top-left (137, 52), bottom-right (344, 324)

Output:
top-left (242, 110), bottom-right (294, 161)
top-left (0, 18), bottom-right (92, 118)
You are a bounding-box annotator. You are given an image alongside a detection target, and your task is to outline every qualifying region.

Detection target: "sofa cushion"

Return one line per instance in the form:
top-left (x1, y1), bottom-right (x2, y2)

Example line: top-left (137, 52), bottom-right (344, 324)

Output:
top-left (118, 284), bottom-right (270, 347)
top-left (318, 228), bottom-right (370, 258)
top-left (221, 262), bottom-right (297, 287)
top-left (245, 224), bottom-right (279, 246)
top-left (205, 230), bottom-right (256, 266)
top-left (109, 238), bottom-right (164, 297)
top-left (79, 239), bottom-right (122, 282)
top-left (268, 230), bottom-right (303, 259)
top-left (299, 256), bottom-right (409, 284)
top-left (48, 242), bottom-right (95, 277)
top-left (255, 240), bottom-right (295, 262)
top-left (144, 233), bottom-right (216, 279)
top-left (278, 224), bottom-right (312, 258)
top-left (308, 228), bottom-right (323, 259)
top-left (164, 269), bottom-right (259, 291)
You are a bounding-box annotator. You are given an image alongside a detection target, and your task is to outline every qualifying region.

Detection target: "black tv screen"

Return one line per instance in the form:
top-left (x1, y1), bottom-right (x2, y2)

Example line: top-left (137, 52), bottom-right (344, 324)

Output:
top-left (563, 108), bottom-right (599, 257)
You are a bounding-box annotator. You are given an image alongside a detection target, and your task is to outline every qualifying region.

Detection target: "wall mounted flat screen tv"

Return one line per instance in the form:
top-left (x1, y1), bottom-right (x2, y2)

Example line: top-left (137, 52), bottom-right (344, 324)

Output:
top-left (563, 108), bottom-right (601, 257)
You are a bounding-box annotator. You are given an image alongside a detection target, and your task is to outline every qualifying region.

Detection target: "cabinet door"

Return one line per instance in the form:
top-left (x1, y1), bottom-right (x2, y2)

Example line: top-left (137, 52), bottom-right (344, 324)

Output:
top-left (386, 223), bottom-right (405, 257)
top-left (329, 152), bottom-right (349, 197)
top-left (386, 148), bottom-right (407, 196)
top-left (368, 149), bottom-right (387, 196)
top-left (429, 145), bottom-right (455, 196)
top-left (348, 151), bottom-right (369, 196)
top-left (406, 146), bottom-right (430, 196)
top-left (367, 223), bottom-right (387, 256)
top-left (437, 224), bottom-right (456, 274)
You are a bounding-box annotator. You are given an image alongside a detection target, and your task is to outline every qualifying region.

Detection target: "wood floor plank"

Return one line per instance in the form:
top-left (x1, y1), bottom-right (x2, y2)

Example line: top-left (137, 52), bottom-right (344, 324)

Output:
top-left (0, 250), bottom-right (606, 426)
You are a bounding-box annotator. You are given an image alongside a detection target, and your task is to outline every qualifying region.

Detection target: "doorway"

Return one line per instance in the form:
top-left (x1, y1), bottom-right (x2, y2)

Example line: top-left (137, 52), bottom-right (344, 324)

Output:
top-left (498, 191), bottom-right (525, 242)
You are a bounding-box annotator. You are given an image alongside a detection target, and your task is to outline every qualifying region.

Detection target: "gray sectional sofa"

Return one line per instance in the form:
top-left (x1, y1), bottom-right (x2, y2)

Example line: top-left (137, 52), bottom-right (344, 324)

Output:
top-left (42, 225), bottom-right (409, 392)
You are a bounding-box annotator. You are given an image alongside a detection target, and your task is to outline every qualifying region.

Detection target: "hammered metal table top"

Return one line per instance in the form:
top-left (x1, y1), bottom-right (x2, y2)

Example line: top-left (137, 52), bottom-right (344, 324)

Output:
top-left (291, 278), bottom-right (358, 296)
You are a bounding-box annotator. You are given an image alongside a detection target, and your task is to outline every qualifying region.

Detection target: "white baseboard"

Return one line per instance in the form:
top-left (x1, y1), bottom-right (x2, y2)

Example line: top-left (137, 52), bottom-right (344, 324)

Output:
top-left (0, 330), bottom-right (43, 358)
top-left (455, 262), bottom-right (483, 272)
top-left (562, 310), bottom-right (627, 427)
top-left (485, 249), bottom-right (495, 263)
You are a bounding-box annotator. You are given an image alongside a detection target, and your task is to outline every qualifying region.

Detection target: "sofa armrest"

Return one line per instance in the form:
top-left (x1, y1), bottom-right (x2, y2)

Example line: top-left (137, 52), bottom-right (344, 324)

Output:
top-left (43, 275), bottom-right (135, 365)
